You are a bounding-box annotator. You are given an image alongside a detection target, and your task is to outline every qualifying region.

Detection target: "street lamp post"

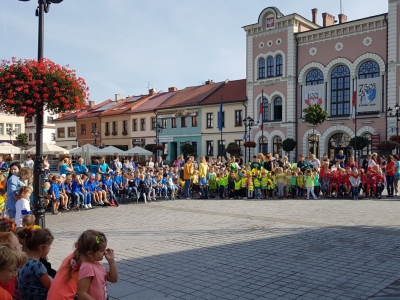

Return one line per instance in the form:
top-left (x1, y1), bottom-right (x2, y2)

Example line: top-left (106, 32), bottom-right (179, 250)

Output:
top-left (243, 116), bottom-right (254, 164)
top-left (7, 129), bottom-right (16, 144)
top-left (19, 0), bottom-right (63, 228)
top-left (91, 130), bottom-right (100, 146)
top-left (387, 103), bottom-right (400, 136)
top-left (154, 123), bottom-right (163, 160)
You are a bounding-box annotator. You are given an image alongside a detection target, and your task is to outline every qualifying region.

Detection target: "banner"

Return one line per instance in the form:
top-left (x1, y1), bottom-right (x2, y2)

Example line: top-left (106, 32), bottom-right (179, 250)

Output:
top-left (302, 84), bottom-right (324, 116)
top-left (357, 77), bottom-right (381, 113)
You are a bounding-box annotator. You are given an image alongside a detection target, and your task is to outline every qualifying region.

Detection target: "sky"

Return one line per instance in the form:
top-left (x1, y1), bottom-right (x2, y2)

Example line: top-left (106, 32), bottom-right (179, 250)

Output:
top-left (0, 0), bottom-right (389, 103)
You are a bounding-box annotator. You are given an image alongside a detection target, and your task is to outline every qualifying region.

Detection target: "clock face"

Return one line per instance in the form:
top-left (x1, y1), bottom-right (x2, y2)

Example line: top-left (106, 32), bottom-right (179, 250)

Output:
top-left (266, 17), bottom-right (275, 28)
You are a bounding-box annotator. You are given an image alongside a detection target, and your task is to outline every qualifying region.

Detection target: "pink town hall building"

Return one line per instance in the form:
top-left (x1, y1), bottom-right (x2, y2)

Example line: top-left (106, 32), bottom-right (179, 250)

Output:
top-left (243, 1), bottom-right (399, 162)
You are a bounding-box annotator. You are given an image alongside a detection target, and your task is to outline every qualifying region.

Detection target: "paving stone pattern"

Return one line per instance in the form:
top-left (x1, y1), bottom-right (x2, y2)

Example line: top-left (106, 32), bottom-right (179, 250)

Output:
top-left (46, 198), bottom-right (400, 299)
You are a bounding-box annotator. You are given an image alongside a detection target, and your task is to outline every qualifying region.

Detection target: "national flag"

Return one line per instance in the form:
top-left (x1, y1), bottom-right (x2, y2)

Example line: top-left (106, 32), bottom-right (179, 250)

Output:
top-left (218, 96), bottom-right (223, 131)
top-left (352, 90), bottom-right (357, 123)
top-left (258, 101), bottom-right (263, 129)
top-left (243, 132), bottom-right (247, 140)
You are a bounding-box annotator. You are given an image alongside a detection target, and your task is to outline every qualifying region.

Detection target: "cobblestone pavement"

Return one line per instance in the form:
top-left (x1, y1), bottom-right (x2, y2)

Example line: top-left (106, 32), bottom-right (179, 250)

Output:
top-left (46, 197), bottom-right (400, 300)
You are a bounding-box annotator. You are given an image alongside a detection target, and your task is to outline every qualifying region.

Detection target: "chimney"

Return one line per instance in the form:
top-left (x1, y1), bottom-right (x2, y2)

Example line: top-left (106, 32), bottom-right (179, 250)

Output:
top-left (322, 12), bottom-right (335, 27)
top-left (168, 87), bottom-right (178, 92)
top-left (338, 13), bottom-right (347, 24)
top-left (205, 79), bottom-right (214, 85)
top-left (115, 94), bottom-right (123, 101)
top-left (88, 100), bottom-right (95, 108)
top-left (149, 88), bottom-right (155, 95)
top-left (311, 8), bottom-right (318, 25)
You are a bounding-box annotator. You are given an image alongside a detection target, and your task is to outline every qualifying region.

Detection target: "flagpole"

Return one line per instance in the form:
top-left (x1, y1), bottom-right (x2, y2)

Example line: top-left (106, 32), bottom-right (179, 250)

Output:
top-left (261, 90), bottom-right (264, 155)
top-left (221, 96), bottom-right (223, 158)
top-left (354, 79), bottom-right (357, 163)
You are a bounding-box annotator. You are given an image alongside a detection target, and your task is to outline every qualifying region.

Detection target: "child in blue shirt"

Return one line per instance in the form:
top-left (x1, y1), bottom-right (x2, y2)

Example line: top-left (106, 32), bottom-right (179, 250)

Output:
top-left (48, 175), bottom-right (61, 214)
top-left (103, 173), bottom-right (118, 206)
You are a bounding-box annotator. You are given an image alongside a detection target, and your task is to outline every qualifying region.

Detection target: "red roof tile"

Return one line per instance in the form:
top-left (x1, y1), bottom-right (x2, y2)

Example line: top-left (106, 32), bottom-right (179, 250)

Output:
top-left (201, 79), bottom-right (246, 105)
top-left (157, 81), bottom-right (225, 110)
top-left (133, 91), bottom-right (178, 113)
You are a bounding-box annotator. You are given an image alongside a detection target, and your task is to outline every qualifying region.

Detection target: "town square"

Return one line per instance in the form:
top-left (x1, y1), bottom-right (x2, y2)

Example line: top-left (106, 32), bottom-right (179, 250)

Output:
top-left (1, 0), bottom-right (400, 299)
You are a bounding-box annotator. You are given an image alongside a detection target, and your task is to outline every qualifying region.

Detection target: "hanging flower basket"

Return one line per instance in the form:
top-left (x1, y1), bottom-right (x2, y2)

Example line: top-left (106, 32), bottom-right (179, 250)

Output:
top-left (152, 145), bottom-right (164, 153)
top-left (376, 140), bottom-right (399, 152)
top-left (112, 131), bottom-right (118, 136)
top-left (122, 131), bottom-right (128, 136)
top-left (105, 132), bottom-right (110, 136)
top-left (244, 141), bottom-right (256, 148)
top-left (0, 58), bottom-right (89, 117)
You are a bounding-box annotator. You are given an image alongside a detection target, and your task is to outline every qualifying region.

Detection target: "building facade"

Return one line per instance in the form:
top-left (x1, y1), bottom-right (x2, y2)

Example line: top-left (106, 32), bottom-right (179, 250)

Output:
top-left (243, 2), bottom-right (399, 162)
top-left (0, 113), bottom-right (25, 144)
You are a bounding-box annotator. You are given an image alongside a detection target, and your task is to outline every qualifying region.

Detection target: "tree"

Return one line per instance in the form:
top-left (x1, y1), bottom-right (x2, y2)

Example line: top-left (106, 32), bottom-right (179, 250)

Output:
top-left (16, 133), bottom-right (28, 145)
top-left (226, 142), bottom-right (241, 156)
top-left (349, 136), bottom-right (369, 150)
top-left (282, 138), bottom-right (297, 161)
top-left (303, 104), bottom-right (328, 126)
top-left (144, 144), bottom-right (155, 152)
top-left (181, 144), bottom-right (194, 157)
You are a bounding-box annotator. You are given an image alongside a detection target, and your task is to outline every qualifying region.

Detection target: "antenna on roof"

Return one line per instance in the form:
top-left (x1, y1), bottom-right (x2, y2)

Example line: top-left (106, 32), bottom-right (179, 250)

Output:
top-left (340, 0), bottom-right (343, 15)
top-left (147, 82), bottom-right (152, 90)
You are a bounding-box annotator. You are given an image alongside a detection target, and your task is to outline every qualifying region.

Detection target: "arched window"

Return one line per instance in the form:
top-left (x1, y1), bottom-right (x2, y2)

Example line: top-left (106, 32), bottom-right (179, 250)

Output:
top-left (275, 55), bottom-right (283, 76)
top-left (327, 132), bottom-right (351, 161)
top-left (258, 58), bottom-right (265, 79)
top-left (306, 69), bottom-right (324, 86)
top-left (331, 65), bottom-right (350, 116)
top-left (267, 56), bottom-right (274, 77)
top-left (358, 61), bottom-right (380, 79)
top-left (273, 136), bottom-right (282, 157)
top-left (361, 132), bottom-right (372, 157)
top-left (273, 97), bottom-right (282, 121)
top-left (261, 97), bottom-right (269, 122)
top-left (259, 136), bottom-right (268, 155)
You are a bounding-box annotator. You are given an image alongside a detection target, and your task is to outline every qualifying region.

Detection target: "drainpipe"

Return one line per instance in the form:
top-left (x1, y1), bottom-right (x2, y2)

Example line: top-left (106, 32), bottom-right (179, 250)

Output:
top-left (295, 33), bottom-right (299, 160)
top-left (384, 13), bottom-right (388, 141)
top-left (242, 100), bottom-right (247, 164)
top-left (98, 116), bottom-right (102, 147)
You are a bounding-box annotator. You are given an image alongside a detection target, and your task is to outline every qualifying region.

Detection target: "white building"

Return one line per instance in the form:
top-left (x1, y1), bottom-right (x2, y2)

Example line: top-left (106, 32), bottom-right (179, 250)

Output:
top-left (25, 111), bottom-right (57, 147)
top-left (0, 112), bottom-right (25, 144)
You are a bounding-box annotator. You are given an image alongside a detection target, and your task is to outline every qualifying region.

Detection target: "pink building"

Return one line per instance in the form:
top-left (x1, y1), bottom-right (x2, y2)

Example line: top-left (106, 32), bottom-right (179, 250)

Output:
top-left (243, 1), bottom-right (398, 162)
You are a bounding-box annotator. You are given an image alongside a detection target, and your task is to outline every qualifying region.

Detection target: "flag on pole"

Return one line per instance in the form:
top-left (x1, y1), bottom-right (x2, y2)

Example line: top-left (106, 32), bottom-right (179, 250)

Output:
top-left (218, 96), bottom-right (223, 131)
top-left (243, 132), bottom-right (247, 140)
top-left (352, 90), bottom-right (357, 124)
top-left (258, 101), bottom-right (263, 129)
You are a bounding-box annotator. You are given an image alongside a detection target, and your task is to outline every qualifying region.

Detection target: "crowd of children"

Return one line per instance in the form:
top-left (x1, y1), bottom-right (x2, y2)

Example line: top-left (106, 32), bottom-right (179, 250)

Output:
top-left (0, 215), bottom-right (118, 300)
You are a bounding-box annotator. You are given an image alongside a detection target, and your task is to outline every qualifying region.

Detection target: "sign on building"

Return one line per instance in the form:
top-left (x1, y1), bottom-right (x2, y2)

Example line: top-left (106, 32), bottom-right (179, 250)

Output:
top-left (302, 84), bottom-right (325, 116)
top-left (357, 77), bottom-right (381, 113)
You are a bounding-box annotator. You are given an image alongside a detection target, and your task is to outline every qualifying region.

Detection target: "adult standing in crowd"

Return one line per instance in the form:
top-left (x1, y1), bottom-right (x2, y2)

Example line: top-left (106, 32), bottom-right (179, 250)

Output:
top-left (282, 156), bottom-right (291, 170)
top-left (24, 155), bottom-right (34, 170)
top-left (273, 154), bottom-right (283, 169)
top-left (183, 157), bottom-right (194, 199)
top-left (309, 154), bottom-right (320, 170)
top-left (73, 158), bottom-right (89, 175)
top-left (394, 154), bottom-right (400, 196)
top-left (198, 156), bottom-right (209, 199)
top-left (177, 154), bottom-right (185, 169)
top-left (297, 154), bottom-right (310, 173)
top-left (263, 154), bottom-right (273, 171)
top-left (5, 166), bottom-right (32, 219)
top-left (58, 158), bottom-right (73, 176)
top-left (379, 155), bottom-right (387, 175)
top-left (228, 156), bottom-right (240, 173)
top-left (97, 157), bottom-right (111, 178)
top-left (157, 156), bottom-right (164, 168)
top-left (43, 155), bottom-right (50, 178)
top-left (215, 156), bottom-right (224, 167)
top-left (111, 156), bottom-right (121, 173)
top-left (386, 155), bottom-right (395, 197)
top-left (335, 150), bottom-right (346, 168)
top-left (147, 156), bottom-right (155, 169)
top-left (345, 156), bottom-right (358, 169)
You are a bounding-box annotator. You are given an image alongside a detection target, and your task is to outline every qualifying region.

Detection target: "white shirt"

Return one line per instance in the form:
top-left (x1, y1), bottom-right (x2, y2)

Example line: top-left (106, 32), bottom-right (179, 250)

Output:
top-left (25, 159), bottom-right (34, 170)
top-left (15, 198), bottom-right (31, 227)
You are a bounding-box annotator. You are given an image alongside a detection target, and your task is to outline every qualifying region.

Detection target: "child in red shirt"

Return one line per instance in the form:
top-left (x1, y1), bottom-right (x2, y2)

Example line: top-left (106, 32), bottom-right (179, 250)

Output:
top-left (330, 170), bottom-right (339, 198)
top-left (374, 170), bottom-right (386, 199)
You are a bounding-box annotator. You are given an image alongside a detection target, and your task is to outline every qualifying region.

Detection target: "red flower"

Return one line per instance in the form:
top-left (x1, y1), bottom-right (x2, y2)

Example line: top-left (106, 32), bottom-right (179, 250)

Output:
top-left (0, 58), bottom-right (89, 117)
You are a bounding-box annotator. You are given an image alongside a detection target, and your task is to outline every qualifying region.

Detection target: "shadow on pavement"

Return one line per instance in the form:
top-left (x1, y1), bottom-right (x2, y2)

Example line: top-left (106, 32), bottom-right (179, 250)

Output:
top-left (105, 224), bottom-right (400, 300)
